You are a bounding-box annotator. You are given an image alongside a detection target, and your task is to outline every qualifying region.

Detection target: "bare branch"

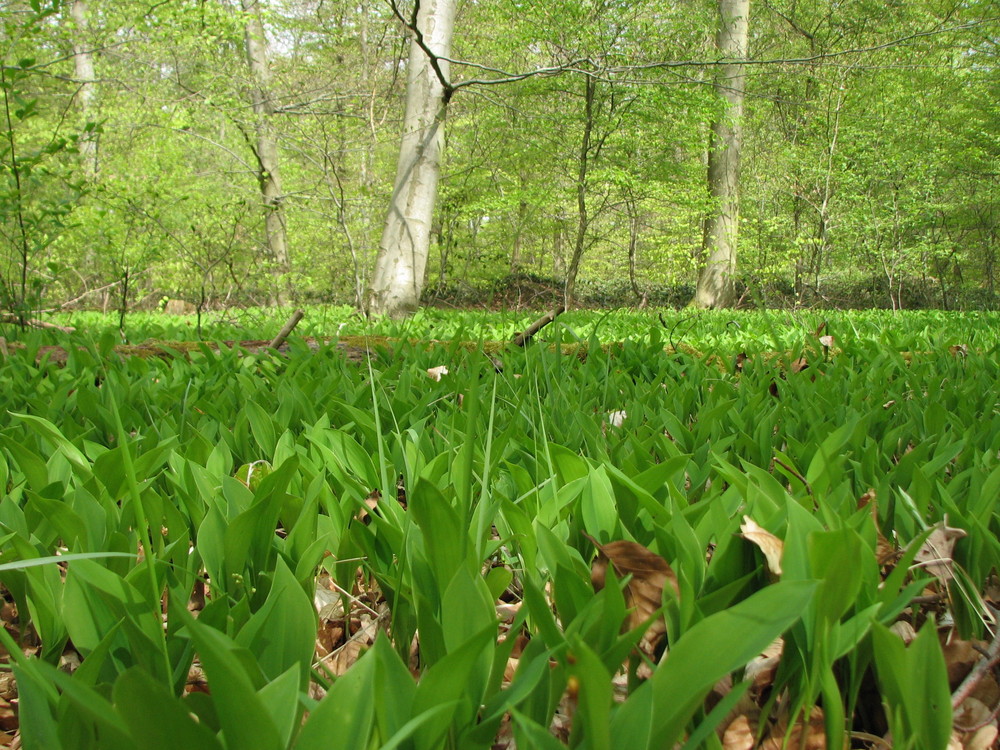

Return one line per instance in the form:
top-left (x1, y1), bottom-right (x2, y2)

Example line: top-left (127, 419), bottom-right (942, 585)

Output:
top-left (387, 0), bottom-right (455, 102)
top-left (379, 7), bottom-right (997, 99)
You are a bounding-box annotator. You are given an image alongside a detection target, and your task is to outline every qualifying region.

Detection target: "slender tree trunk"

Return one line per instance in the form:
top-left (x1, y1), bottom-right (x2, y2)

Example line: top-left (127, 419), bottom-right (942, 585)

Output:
top-left (69, 0), bottom-right (98, 178)
top-left (626, 197), bottom-right (641, 300)
top-left (693, 0), bottom-right (749, 309)
top-left (241, 0), bottom-right (291, 305)
top-left (367, 0), bottom-right (455, 319)
top-left (564, 74), bottom-right (596, 309)
top-left (552, 214), bottom-right (566, 277)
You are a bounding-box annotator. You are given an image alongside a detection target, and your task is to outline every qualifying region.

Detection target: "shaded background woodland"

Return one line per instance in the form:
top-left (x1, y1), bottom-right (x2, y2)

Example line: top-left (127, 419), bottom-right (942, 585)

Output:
top-left (2, 0), bottom-right (998, 312)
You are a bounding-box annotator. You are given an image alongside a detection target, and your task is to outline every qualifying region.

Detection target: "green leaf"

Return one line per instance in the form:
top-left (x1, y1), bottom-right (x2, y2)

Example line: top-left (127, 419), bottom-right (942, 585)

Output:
top-left (872, 620), bottom-right (952, 749)
top-left (182, 614), bottom-right (284, 750)
top-left (0, 551), bottom-right (134, 573)
top-left (409, 478), bottom-right (467, 585)
top-left (808, 527), bottom-right (865, 626)
top-left (10, 413), bottom-right (91, 477)
top-left (236, 557), bottom-right (316, 685)
top-left (612, 580), bottom-right (817, 748)
top-left (567, 637), bottom-right (612, 750)
top-left (581, 464), bottom-right (619, 541)
top-left (257, 666), bottom-right (303, 749)
top-left (295, 644), bottom-right (376, 750)
top-left (245, 399), bottom-right (277, 457)
top-left (112, 667), bottom-right (223, 750)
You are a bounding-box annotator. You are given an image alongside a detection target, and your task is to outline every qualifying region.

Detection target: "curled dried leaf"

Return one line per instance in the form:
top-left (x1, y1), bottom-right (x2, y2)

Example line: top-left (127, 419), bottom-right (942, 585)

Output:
top-left (761, 706), bottom-right (826, 749)
top-left (913, 518), bottom-right (967, 583)
top-left (740, 516), bottom-right (784, 576)
top-left (606, 410), bottom-right (627, 428)
top-left (589, 537), bottom-right (678, 659)
top-left (722, 715), bottom-right (755, 749)
top-left (426, 365), bottom-right (449, 381)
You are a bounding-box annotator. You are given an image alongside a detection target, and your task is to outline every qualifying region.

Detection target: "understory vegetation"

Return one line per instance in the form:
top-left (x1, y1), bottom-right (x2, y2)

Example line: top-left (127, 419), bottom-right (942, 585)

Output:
top-left (0, 308), bottom-right (998, 748)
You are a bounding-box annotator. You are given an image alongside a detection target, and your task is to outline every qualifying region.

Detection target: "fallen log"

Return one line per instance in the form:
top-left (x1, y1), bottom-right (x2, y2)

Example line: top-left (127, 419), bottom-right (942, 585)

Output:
top-left (513, 305), bottom-right (564, 347)
top-left (0, 314), bottom-right (75, 333)
top-left (269, 309), bottom-right (305, 350)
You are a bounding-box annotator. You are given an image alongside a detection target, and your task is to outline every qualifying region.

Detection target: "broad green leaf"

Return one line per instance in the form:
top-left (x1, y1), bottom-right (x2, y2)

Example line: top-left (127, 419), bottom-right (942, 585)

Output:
top-left (236, 557), bottom-right (316, 685)
top-left (182, 615), bottom-right (284, 750)
top-left (295, 645), bottom-right (376, 750)
top-left (872, 621), bottom-right (952, 749)
top-left (112, 667), bottom-right (223, 750)
top-left (612, 580), bottom-right (817, 748)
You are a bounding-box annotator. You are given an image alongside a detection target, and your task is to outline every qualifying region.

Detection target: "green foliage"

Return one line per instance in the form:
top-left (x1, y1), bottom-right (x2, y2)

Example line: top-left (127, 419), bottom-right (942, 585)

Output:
top-left (0, 0), bottom-right (994, 308)
top-left (0, 310), bottom-right (995, 745)
top-left (0, 5), bottom-right (88, 320)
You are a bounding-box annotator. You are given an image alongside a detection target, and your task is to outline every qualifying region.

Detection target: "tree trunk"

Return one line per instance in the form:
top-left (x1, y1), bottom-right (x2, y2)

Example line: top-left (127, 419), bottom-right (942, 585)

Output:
top-left (693, 0), bottom-right (749, 309)
top-left (367, 0), bottom-right (456, 319)
top-left (564, 74), bottom-right (596, 310)
top-left (241, 0), bottom-right (291, 306)
top-left (69, 0), bottom-right (98, 178)
top-left (626, 197), bottom-right (641, 300)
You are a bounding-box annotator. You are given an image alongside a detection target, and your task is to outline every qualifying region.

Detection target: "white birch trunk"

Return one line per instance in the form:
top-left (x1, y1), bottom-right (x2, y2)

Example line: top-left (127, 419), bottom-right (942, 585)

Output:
top-left (694, 0), bottom-right (749, 309)
top-left (241, 0), bottom-right (291, 305)
top-left (367, 0), bottom-right (455, 318)
top-left (69, 0), bottom-right (98, 178)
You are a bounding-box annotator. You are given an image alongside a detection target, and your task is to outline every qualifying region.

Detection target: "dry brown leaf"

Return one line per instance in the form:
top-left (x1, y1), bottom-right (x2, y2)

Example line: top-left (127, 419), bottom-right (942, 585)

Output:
top-left (355, 489), bottom-right (380, 524)
top-left (959, 721), bottom-right (999, 750)
top-left (495, 601), bottom-right (522, 623)
top-left (857, 488), bottom-right (877, 512)
top-left (745, 638), bottom-right (784, 696)
top-left (722, 715), bottom-right (755, 749)
top-left (762, 707), bottom-right (826, 749)
top-left (855, 490), bottom-right (898, 566)
top-left (313, 576), bottom-right (344, 621)
top-left (944, 638), bottom-right (989, 688)
top-left (791, 357), bottom-right (810, 373)
top-left (606, 410), bottom-right (627, 428)
top-left (876, 534), bottom-right (898, 567)
top-left (589, 538), bottom-right (678, 659)
top-left (984, 575), bottom-right (1000, 606)
top-left (913, 518), bottom-right (967, 583)
top-left (889, 620), bottom-right (917, 644)
top-left (426, 365), bottom-right (449, 381)
top-left (740, 516), bottom-right (784, 576)
top-left (0, 700), bottom-right (15, 732)
top-left (955, 695), bottom-right (997, 733)
top-left (0, 675), bottom-right (14, 704)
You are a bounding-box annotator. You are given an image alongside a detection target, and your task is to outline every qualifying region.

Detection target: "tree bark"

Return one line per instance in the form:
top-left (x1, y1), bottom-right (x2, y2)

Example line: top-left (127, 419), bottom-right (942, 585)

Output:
top-left (564, 74), bottom-right (596, 310)
top-left (693, 0), bottom-right (749, 309)
top-left (367, 0), bottom-right (456, 319)
top-left (241, 0), bottom-right (291, 305)
top-left (69, 0), bottom-right (98, 178)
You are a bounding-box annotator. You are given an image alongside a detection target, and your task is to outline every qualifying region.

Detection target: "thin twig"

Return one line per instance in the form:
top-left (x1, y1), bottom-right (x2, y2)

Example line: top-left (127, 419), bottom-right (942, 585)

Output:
top-left (774, 458), bottom-right (815, 499)
top-left (513, 305), bottom-right (564, 347)
top-left (952, 605), bottom-right (1000, 710)
top-left (269, 309), bottom-right (304, 349)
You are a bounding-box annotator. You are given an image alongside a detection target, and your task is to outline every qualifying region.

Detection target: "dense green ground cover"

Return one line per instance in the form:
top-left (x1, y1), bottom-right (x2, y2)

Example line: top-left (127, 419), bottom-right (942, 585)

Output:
top-left (0, 310), bottom-right (998, 748)
top-left (49, 305), bottom-right (1000, 351)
